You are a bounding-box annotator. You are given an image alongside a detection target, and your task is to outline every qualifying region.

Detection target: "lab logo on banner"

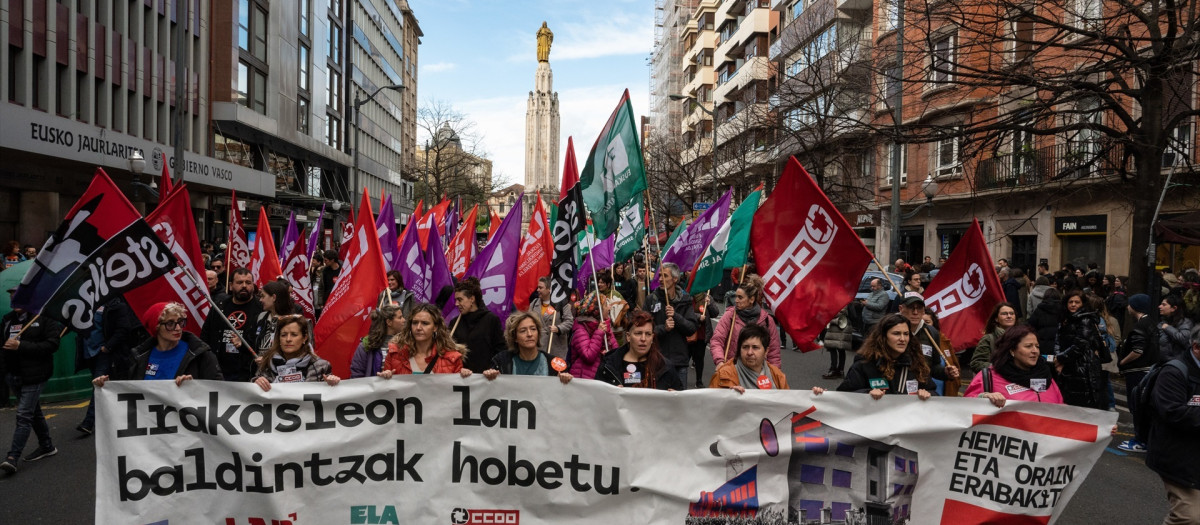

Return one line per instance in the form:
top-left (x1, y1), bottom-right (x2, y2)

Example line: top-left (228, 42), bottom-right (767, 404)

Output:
top-left (451, 508), bottom-right (519, 524)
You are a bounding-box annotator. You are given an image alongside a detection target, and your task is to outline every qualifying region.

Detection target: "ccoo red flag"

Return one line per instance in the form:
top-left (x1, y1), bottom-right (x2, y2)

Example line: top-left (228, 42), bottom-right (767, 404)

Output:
top-left (446, 204), bottom-right (479, 279)
top-left (314, 192), bottom-right (389, 378)
top-left (227, 191), bottom-right (251, 271)
top-left (751, 157), bottom-right (873, 352)
top-left (513, 194), bottom-right (552, 311)
top-left (250, 206), bottom-right (283, 287)
top-left (923, 219), bottom-right (1005, 350)
top-left (125, 184), bottom-right (212, 334)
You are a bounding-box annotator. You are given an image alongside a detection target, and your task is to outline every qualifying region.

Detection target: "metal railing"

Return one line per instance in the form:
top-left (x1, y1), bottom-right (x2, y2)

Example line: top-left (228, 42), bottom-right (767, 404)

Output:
top-left (974, 142), bottom-right (1125, 190)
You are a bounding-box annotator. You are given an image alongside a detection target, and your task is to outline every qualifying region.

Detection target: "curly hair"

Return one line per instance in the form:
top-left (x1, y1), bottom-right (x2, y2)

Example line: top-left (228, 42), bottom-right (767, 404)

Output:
top-left (391, 303), bottom-right (465, 357)
top-left (365, 304), bottom-right (403, 349)
top-left (504, 310), bottom-right (543, 352)
top-left (738, 274), bottom-right (766, 304)
top-left (454, 277), bottom-right (485, 311)
top-left (857, 313), bottom-right (930, 383)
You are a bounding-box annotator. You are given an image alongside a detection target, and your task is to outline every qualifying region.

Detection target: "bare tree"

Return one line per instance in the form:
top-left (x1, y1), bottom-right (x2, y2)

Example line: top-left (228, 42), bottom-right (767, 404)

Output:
top-left (417, 99), bottom-right (494, 209)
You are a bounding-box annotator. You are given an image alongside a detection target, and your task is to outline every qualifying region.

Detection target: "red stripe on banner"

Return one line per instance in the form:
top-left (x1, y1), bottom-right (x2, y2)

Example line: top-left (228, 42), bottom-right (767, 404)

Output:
top-left (793, 421), bottom-right (821, 434)
top-left (794, 436), bottom-right (825, 444)
top-left (941, 499), bottom-right (1051, 525)
top-left (791, 406), bottom-right (817, 423)
top-left (971, 412), bottom-right (1097, 442)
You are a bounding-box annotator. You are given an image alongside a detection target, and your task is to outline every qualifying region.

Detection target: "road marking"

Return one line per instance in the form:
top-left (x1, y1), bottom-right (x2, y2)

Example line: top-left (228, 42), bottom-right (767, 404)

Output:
top-left (60, 401), bottom-right (90, 409)
top-left (44, 414), bottom-right (56, 420)
top-left (1112, 430), bottom-right (1134, 437)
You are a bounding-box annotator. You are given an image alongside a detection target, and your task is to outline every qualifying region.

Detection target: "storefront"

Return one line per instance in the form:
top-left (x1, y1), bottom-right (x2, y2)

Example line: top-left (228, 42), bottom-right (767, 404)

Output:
top-left (1055, 214), bottom-right (1108, 270)
top-left (936, 223), bottom-right (970, 260)
top-left (847, 209), bottom-right (880, 257)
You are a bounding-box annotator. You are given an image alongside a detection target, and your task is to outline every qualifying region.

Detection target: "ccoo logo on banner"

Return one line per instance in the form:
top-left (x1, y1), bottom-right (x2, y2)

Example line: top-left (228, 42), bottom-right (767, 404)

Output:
top-left (763, 204), bottom-right (836, 304)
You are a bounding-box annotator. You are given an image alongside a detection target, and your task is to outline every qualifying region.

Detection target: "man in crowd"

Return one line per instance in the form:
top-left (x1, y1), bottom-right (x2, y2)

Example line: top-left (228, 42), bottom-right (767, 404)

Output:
top-left (75, 296), bottom-right (146, 435)
top-left (898, 292), bottom-right (958, 393)
top-left (21, 245), bottom-right (36, 261)
top-left (210, 258), bottom-right (228, 291)
top-left (645, 263), bottom-right (698, 388)
top-left (1, 288), bottom-right (63, 474)
top-left (1145, 330), bottom-right (1200, 524)
top-left (206, 269), bottom-right (230, 305)
top-left (318, 250), bottom-right (341, 307)
top-left (1117, 294), bottom-right (1157, 453)
top-left (200, 267), bottom-right (262, 382)
top-left (862, 278), bottom-right (889, 331)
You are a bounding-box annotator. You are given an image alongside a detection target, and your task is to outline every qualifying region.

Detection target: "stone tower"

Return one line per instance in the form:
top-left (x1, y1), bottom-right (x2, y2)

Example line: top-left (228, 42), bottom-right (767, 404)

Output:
top-left (525, 22), bottom-right (560, 197)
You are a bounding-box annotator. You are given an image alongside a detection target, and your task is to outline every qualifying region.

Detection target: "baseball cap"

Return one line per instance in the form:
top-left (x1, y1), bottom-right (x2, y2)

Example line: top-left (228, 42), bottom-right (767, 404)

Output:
top-left (900, 291), bottom-right (926, 307)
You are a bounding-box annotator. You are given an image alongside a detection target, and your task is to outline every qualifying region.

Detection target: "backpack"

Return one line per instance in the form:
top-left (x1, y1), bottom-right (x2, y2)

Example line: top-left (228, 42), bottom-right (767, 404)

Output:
top-left (1130, 359), bottom-right (1188, 443)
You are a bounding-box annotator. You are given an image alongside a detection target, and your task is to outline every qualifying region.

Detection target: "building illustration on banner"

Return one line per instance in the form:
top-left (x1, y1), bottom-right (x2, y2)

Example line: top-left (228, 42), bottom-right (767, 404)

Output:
top-left (689, 407), bottom-right (918, 524)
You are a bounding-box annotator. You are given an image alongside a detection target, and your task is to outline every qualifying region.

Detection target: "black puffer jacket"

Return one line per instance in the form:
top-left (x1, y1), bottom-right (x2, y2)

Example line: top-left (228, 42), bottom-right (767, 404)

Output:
top-left (643, 286), bottom-right (699, 367)
top-left (0, 310), bottom-right (63, 384)
top-left (1027, 299), bottom-right (1060, 358)
top-left (125, 332), bottom-right (224, 381)
top-left (1053, 310), bottom-right (1108, 410)
top-left (595, 345), bottom-right (683, 391)
top-left (837, 352), bottom-right (937, 395)
top-left (1146, 355), bottom-right (1200, 489)
top-left (451, 308), bottom-right (506, 374)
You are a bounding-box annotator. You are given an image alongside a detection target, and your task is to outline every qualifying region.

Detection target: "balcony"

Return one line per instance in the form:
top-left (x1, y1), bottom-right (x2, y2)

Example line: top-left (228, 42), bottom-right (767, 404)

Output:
top-left (715, 7), bottom-right (772, 63)
top-left (714, 56), bottom-right (770, 103)
top-left (974, 142), bottom-right (1126, 191)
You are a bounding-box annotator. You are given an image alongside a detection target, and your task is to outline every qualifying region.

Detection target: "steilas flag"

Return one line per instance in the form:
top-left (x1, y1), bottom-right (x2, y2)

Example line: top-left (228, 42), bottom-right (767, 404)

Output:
top-left (250, 206), bottom-right (283, 287)
top-left (514, 193), bottom-right (552, 311)
top-left (227, 191), bottom-right (251, 271)
top-left (924, 218), bottom-right (1005, 351)
top-left (446, 204), bottom-right (479, 280)
top-left (751, 157), bottom-right (873, 352)
top-left (280, 213), bottom-right (316, 322)
top-left (125, 184), bottom-right (212, 334)
top-left (314, 193), bottom-right (389, 378)
top-left (466, 193), bottom-right (524, 321)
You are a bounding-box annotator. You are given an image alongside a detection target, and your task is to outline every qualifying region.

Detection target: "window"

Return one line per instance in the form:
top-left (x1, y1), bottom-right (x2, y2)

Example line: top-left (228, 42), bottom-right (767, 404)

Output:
top-left (933, 128), bottom-right (963, 177)
top-left (880, 63), bottom-right (901, 107)
top-left (883, 142), bottom-right (908, 186)
top-left (790, 0), bottom-right (806, 20)
top-left (236, 60), bottom-right (266, 113)
top-left (298, 44), bottom-right (310, 92)
top-left (832, 469), bottom-right (852, 488)
top-left (299, 0), bottom-right (310, 37)
top-left (328, 21), bottom-right (342, 66)
top-left (1163, 122), bottom-right (1193, 168)
top-left (327, 69), bottom-right (341, 112)
top-left (799, 465), bottom-right (825, 484)
top-left (1072, 0), bottom-right (1101, 27)
top-left (1066, 98), bottom-right (1101, 169)
top-left (298, 97), bottom-right (310, 134)
top-left (325, 115), bottom-right (342, 149)
top-left (238, 0), bottom-right (269, 114)
top-left (1009, 16), bottom-right (1034, 63)
top-left (882, 0), bottom-right (899, 31)
top-left (929, 34), bottom-right (955, 84)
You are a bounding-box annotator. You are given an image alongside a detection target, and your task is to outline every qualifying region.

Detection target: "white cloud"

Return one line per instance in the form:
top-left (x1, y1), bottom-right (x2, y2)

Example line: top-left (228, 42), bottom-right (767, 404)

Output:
top-left (421, 61), bottom-right (457, 73)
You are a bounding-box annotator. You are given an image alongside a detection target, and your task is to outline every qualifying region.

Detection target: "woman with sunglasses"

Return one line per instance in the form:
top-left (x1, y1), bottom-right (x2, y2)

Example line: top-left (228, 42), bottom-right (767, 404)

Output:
top-left (92, 302), bottom-right (222, 386)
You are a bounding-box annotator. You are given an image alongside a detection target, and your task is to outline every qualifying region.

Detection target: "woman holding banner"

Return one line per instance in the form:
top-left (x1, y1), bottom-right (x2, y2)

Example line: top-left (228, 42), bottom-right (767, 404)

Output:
top-left (596, 311), bottom-right (682, 390)
top-left (708, 324), bottom-right (789, 393)
top-left (965, 324), bottom-right (1063, 406)
top-left (379, 303), bottom-right (472, 377)
top-left (815, 314), bottom-right (934, 399)
top-left (92, 302), bottom-right (223, 386)
top-left (568, 296), bottom-right (617, 380)
top-left (253, 315), bottom-right (340, 390)
top-left (349, 304), bottom-right (404, 379)
top-left (450, 278), bottom-right (506, 375)
top-left (709, 275), bottom-right (781, 368)
top-left (481, 311), bottom-right (573, 383)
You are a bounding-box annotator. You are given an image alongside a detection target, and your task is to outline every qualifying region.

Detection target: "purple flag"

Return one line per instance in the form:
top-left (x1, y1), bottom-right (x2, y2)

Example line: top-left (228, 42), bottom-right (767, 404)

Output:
top-left (307, 203), bottom-right (325, 260)
top-left (466, 192), bottom-right (525, 321)
top-left (376, 194), bottom-right (402, 271)
top-left (444, 200), bottom-right (459, 248)
top-left (424, 222), bottom-right (455, 320)
top-left (576, 234), bottom-right (616, 293)
top-left (281, 212), bottom-right (301, 259)
top-left (399, 210), bottom-right (436, 304)
top-left (655, 188), bottom-right (732, 288)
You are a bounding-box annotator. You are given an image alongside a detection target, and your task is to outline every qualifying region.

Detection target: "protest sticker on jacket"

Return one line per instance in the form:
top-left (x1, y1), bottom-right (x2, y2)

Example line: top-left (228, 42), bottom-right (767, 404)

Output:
top-left (96, 377), bottom-right (1114, 524)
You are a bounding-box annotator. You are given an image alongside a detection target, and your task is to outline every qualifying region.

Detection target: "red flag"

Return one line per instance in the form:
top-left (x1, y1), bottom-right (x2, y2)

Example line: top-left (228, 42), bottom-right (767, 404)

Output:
top-left (398, 199), bottom-right (424, 252)
top-left (924, 219), bottom-right (1006, 350)
top-left (157, 152), bottom-right (174, 207)
top-left (283, 228), bottom-right (317, 322)
top-left (227, 191), bottom-right (251, 271)
top-left (751, 157), bottom-right (873, 352)
top-left (514, 194), bottom-right (551, 311)
top-left (488, 209), bottom-right (502, 241)
top-left (126, 184), bottom-right (212, 334)
top-left (314, 193), bottom-right (389, 377)
top-left (338, 219), bottom-right (354, 263)
top-left (250, 206), bottom-right (283, 287)
top-left (447, 204), bottom-right (479, 279)
top-left (428, 198), bottom-right (452, 237)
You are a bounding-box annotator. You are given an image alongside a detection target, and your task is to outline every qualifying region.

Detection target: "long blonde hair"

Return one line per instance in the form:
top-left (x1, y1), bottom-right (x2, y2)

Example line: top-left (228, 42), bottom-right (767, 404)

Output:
top-left (390, 303), bottom-right (465, 356)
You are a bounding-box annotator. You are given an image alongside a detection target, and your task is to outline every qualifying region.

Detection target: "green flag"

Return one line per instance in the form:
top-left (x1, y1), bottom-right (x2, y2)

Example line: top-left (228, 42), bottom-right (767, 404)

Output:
top-left (689, 215), bottom-right (733, 294)
top-left (614, 194), bottom-right (645, 262)
top-left (577, 222), bottom-right (597, 260)
top-left (580, 90), bottom-right (647, 238)
top-left (661, 218), bottom-right (689, 255)
top-left (723, 187), bottom-right (764, 269)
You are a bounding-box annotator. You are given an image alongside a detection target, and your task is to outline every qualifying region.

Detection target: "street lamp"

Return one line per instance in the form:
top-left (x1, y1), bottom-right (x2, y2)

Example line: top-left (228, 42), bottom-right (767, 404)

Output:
top-left (670, 94), bottom-right (719, 190)
top-left (899, 175), bottom-right (938, 220)
top-left (127, 150), bottom-right (159, 202)
top-left (352, 84), bottom-right (406, 202)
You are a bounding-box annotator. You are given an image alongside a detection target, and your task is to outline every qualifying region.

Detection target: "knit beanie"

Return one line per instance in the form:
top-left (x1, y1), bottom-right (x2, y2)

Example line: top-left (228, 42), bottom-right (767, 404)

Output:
top-left (1127, 294), bottom-right (1151, 315)
top-left (140, 302), bottom-right (171, 333)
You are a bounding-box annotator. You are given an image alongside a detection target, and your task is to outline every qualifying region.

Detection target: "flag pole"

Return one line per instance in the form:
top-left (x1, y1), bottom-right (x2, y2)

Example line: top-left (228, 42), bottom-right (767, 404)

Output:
top-left (178, 263), bottom-right (259, 356)
top-left (545, 310), bottom-right (559, 354)
top-left (583, 212), bottom-right (610, 353)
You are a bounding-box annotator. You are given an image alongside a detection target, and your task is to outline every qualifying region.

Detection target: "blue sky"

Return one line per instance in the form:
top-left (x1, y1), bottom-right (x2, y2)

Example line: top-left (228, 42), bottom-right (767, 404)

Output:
top-left (408, 0), bottom-right (653, 188)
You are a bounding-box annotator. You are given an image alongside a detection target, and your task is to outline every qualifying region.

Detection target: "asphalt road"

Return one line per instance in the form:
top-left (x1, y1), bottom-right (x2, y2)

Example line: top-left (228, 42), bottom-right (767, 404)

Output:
top-left (0, 345), bottom-right (1169, 524)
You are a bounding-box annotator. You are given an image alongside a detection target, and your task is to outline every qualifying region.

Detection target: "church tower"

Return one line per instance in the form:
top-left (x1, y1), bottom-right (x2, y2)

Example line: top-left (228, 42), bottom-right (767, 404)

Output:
top-left (525, 22), bottom-right (560, 197)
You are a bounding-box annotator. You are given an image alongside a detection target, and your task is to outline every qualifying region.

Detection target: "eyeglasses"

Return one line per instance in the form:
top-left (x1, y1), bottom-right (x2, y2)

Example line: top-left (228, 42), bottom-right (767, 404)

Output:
top-left (161, 319), bottom-right (188, 330)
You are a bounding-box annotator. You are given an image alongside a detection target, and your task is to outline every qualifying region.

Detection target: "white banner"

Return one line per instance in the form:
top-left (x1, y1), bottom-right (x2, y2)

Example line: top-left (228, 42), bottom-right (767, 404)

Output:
top-left (96, 377), bottom-right (1115, 525)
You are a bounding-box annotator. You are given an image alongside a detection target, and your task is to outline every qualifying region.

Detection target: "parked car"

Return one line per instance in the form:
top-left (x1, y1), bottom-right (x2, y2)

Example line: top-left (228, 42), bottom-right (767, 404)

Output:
top-left (854, 271), bottom-right (906, 303)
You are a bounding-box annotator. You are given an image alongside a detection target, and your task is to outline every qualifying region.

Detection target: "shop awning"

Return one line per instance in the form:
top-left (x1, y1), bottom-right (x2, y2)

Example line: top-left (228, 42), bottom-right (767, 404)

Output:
top-left (1155, 211), bottom-right (1200, 245)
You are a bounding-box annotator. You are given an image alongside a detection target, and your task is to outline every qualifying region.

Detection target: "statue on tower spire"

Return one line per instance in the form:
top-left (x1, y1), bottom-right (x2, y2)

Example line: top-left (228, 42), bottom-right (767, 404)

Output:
top-left (536, 22), bottom-right (553, 62)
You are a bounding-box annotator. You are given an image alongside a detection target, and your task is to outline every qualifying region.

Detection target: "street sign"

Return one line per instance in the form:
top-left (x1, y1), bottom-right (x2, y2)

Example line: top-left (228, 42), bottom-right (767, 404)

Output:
top-left (693, 202), bottom-right (711, 211)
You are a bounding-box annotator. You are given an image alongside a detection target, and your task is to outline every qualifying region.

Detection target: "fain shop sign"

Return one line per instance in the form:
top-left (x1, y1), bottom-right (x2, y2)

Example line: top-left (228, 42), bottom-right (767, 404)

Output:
top-left (1, 104), bottom-right (274, 196)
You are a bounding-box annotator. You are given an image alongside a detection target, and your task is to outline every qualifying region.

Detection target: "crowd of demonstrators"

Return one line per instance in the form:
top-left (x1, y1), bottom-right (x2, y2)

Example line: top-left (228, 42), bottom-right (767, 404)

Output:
top-left (76, 297), bottom-right (145, 434)
top-left (644, 262), bottom-right (699, 389)
top-left (1144, 330), bottom-right (1200, 525)
top-left (1116, 294), bottom-right (1157, 453)
top-left (595, 311), bottom-right (682, 390)
top-left (1158, 294), bottom-right (1195, 361)
top-left (1054, 290), bottom-right (1111, 410)
top-left (970, 303), bottom-right (1019, 377)
top-left (200, 268), bottom-right (262, 382)
top-left (814, 313), bottom-right (936, 400)
top-left (568, 296), bottom-right (617, 380)
top-left (861, 278), bottom-right (890, 332)
top-left (965, 324), bottom-right (1064, 406)
top-left (686, 292), bottom-right (719, 390)
top-left (820, 302), bottom-right (862, 380)
top-left (708, 324), bottom-right (789, 393)
top-left (1, 289), bottom-right (63, 474)
top-left (898, 293), bottom-right (960, 395)
top-left (379, 270), bottom-right (414, 317)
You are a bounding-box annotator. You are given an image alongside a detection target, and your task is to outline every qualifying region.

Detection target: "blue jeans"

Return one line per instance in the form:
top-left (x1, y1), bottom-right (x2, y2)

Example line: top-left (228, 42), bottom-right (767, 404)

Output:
top-left (675, 366), bottom-right (689, 391)
top-left (80, 351), bottom-right (114, 429)
top-left (6, 375), bottom-right (51, 462)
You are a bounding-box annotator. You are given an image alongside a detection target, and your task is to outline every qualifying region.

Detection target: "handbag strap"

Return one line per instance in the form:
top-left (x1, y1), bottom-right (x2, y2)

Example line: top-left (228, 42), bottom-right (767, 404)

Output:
top-left (983, 367), bottom-right (993, 394)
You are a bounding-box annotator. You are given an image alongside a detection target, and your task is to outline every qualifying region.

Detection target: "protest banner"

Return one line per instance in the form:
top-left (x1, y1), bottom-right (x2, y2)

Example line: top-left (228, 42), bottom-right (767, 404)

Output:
top-left (96, 377), bottom-right (1114, 524)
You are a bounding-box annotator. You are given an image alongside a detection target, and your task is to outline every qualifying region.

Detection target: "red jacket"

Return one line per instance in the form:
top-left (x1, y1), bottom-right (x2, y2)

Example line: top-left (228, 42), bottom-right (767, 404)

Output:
top-left (383, 343), bottom-right (464, 375)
